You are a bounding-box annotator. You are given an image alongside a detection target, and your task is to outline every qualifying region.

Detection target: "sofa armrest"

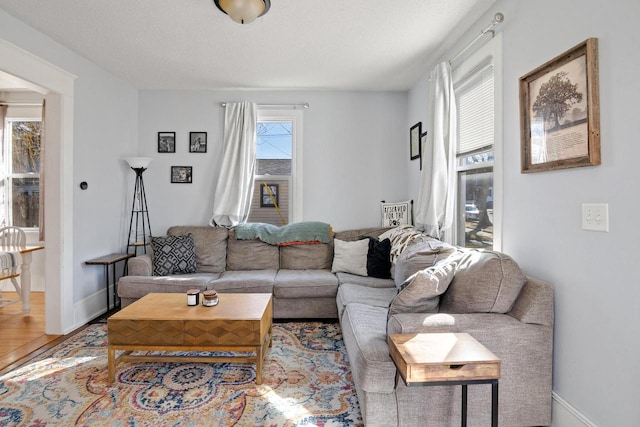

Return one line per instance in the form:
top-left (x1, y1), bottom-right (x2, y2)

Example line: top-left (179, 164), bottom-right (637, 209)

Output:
top-left (508, 276), bottom-right (554, 327)
top-left (127, 253), bottom-right (152, 276)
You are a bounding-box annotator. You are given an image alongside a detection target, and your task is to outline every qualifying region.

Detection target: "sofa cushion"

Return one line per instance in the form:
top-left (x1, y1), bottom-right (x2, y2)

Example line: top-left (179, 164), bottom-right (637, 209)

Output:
top-left (367, 238), bottom-right (391, 279)
top-left (168, 226), bottom-right (228, 273)
top-left (440, 249), bottom-right (526, 314)
top-left (336, 272), bottom-right (395, 288)
top-left (393, 238), bottom-right (457, 287)
top-left (336, 283), bottom-right (397, 319)
top-left (331, 238), bottom-right (369, 276)
top-left (211, 270), bottom-right (276, 293)
top-left (273, 269), bottom-right (338, 299)
top-left (341, 303), bottom-right (397, 393)
top-left (118, 273), bottom-right (217, 299)
top-left (226, 229), bottom-right (279, 270)
top-left (151, 233), bottom-right (197, 276)
top-left (388, 262), bottom-right (456, 316)
top-left (280, 242), bottom-right (333, 270)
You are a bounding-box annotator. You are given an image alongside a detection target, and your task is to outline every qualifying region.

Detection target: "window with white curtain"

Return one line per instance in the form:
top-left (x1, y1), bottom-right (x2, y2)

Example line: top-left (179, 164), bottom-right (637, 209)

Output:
top-left (247, 108), bottom-right (303, 225)
top-left (453, 33), bottom-right (502, 249)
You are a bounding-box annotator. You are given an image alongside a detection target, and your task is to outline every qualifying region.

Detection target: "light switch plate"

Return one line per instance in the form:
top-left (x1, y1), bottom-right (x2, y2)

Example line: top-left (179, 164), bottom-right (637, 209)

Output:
top-left (582, 203), bottom-right (609, 232)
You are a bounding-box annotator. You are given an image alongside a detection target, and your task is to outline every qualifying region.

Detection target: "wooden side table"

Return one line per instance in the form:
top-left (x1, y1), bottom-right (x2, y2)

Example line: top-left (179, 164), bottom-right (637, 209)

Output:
top-left (85, 253), bottom-right (134, 310)
top-left (389, 332), bottom-right (501, 427)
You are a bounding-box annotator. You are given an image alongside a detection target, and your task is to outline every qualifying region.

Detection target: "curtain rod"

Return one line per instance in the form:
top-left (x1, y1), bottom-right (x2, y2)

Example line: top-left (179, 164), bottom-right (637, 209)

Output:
top-left (449, 12), bottom-right (504, 64)
top-left (0, 102), bottom-right (43, 107)
top-left (220, 102), bottom-right (309, 109)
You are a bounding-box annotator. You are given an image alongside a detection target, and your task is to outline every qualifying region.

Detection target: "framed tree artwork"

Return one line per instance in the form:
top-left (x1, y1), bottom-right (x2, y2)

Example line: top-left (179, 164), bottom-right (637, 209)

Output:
top-left (519, 38), bottom-right (600, 173)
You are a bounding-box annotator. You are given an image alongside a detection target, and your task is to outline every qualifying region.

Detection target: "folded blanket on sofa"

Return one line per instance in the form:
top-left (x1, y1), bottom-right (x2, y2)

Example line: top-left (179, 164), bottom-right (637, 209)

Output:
top-left (236, 222), bottom-right (333, 246)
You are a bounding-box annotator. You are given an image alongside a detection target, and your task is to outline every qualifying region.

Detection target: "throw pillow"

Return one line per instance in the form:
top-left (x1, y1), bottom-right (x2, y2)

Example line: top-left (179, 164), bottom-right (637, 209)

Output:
top-left (331, 238), bottom-right (369, 277)
top-left (151, 233), bottom-right (197, 276)
top-left (367, 237), bottom-right (391, 279)
top-left (388, 261), bottom-right (456, 316)
top-left (439, 249), bottom-right (526, 314)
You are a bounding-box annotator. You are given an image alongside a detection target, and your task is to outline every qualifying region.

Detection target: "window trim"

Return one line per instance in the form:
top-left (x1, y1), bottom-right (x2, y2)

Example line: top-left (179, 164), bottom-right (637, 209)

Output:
top-left (452, 32), bottom-right (502, 251)
top-left (256, 108), bottom-right (303, 223)
top-left (2, 115), bottom-right (42, 230)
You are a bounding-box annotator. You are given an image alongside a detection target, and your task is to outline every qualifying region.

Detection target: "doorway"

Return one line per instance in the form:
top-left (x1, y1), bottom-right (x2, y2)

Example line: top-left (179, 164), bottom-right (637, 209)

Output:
top-left (0, 38), bottom-right (75, 335)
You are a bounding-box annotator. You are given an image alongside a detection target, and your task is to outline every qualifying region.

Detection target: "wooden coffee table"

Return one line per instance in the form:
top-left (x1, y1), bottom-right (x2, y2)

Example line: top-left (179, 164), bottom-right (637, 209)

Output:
top-left (107, 293), bottom-right (273, 384)
top-left (389, 333), bottom-right (501, 427)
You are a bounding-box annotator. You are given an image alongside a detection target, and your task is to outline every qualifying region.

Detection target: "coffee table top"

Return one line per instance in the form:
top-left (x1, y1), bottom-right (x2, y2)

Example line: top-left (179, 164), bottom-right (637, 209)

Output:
top-left (109, 293), bottom-right (272, 321)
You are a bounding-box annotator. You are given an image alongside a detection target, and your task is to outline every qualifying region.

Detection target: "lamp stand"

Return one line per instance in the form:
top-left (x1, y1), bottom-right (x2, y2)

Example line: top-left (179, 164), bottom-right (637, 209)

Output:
top-left (126, 166), bottom-right (152, 255)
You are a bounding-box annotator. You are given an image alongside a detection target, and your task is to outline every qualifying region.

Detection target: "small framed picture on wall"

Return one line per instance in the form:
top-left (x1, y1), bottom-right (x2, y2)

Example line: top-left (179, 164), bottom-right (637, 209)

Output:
top-left (158, 132), bottom-right (176, 153)
top-left (410, 122), bottom-right (422, 160)
top-left (260, 183), bottom-right (279, 207)
top-left (171, 166), bottom-right (192, 183)
top-left (189, 132), bottom-right (207, 153)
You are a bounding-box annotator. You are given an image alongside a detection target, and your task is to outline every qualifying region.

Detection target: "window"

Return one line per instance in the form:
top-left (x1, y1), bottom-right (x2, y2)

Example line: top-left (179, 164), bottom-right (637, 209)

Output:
top-left (453, 34), bottom-right (502, 249)
top-left (247, 109), bottom-right (303, 225)
top-left (1, 117), bottom-right (41, 228)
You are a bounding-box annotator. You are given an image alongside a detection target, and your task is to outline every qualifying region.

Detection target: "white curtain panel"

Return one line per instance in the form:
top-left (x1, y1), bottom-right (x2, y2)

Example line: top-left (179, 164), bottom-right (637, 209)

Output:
top-left (415, 62), bottom-right (458, 243)
top-left (210, 102), bottom-right (257, 227)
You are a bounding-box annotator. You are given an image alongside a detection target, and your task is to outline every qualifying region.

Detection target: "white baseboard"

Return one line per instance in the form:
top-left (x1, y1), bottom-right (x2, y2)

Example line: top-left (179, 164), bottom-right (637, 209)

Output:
top-left (552, 392), bottom-right (597, 427)
top-left (70, 285), bottom-right (111, 331)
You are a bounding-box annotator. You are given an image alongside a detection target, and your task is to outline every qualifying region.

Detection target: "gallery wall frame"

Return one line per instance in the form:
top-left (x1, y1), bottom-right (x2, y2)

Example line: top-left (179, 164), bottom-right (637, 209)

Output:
top-left (410, 122), bottom-right (422, 160)
top-left (189, 132), bottom-right (207, 153)
top-left (171, 166), bottom-right (192, 183)
top-left (519, 38), bottom-right (600, 173)
top-left (158, 132), bottom-right (176, 153)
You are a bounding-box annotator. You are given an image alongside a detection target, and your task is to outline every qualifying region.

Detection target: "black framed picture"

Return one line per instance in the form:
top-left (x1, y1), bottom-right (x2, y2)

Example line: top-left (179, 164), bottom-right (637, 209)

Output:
top-left (189, 132), bottom-right (207, 153)
top-left (420, 131), bottom-right (427, 170)
top-left (410, 122), bottom-right (422, 160)
top-left (171, 166), bottom-right (192, 183)
top-left (260, 183), bottom-right (279, 207)
top-left (158, 132), bottom-right (176, 153)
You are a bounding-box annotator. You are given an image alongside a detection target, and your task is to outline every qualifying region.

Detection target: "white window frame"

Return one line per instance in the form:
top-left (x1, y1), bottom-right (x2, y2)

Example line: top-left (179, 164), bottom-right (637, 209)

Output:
top-left (2, 106), bottom-right (42, 230)
top-left (256, 108), bottom-right (303, 223)
top-left (452, 32), bottom-right (503, 250)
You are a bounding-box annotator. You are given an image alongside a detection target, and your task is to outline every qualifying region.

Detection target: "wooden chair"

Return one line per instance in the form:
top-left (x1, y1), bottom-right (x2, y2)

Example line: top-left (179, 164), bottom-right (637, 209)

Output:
top-left (0, 226), bottom-right (25, 307)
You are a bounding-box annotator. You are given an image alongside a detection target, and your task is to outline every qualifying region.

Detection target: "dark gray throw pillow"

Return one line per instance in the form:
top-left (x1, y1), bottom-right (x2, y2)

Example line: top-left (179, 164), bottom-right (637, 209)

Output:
top-left (151, 233), bottom-right (197, 276)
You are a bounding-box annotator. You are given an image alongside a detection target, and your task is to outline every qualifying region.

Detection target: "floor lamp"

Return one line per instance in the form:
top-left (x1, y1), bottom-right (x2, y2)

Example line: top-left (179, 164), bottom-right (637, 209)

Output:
top-left (125, 157), bottom-right (152, 255)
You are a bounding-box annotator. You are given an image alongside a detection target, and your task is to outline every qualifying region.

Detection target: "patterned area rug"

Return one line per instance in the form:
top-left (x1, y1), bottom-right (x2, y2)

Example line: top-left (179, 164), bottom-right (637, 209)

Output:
top-left (0, 322), bottom-right (363, 426)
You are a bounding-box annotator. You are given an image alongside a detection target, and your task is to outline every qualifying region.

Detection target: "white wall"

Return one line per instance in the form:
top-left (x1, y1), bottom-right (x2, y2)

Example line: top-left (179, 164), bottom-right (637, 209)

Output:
top-left (408, 1), bottom-right (640, 425)
top-left (0, 8), bottom-right (138, 330)
top-left (138, 90), bottom-right (409, 233)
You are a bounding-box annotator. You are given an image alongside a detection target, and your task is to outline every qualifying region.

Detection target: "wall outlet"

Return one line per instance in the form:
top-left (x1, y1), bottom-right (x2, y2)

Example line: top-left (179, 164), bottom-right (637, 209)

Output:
top-left (582, 203), bottom-right (609, 232)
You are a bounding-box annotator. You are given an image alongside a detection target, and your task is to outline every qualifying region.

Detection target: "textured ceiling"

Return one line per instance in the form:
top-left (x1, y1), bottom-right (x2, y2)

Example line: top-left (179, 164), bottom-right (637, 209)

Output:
top-left (0, 0), bottom-right (496, 91)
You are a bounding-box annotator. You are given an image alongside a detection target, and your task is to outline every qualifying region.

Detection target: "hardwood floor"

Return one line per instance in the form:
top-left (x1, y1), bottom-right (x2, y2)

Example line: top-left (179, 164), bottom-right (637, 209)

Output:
top-left (0, 291), bottom-right (60, 373)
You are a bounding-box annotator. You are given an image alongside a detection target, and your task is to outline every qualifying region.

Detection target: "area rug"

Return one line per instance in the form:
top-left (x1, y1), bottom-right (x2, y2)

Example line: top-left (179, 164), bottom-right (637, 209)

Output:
top-left (0, 322), bottom-right (363, 426)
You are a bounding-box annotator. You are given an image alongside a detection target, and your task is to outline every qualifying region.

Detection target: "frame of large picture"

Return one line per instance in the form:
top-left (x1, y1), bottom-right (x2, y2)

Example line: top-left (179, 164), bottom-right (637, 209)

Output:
top-left (519, 38), bottom-right (600, 173)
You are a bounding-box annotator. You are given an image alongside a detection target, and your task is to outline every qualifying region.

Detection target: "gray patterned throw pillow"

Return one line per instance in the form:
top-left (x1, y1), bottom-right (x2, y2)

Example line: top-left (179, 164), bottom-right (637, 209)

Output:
top-left (151, 233), bottom-right (197, 276)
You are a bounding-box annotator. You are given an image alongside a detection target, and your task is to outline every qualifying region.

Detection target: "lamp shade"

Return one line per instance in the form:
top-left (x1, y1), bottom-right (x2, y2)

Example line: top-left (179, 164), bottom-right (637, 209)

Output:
top-left (124, 157), bottom-right (152, 169)
top-left (215, 0), bottom-right (270, 24)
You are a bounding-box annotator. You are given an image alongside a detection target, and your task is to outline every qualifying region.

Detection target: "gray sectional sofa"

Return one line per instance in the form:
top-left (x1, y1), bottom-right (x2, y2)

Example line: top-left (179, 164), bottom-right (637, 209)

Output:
top-left (117, 225), bottom-right (393, 318)
top-left (117, 223), bottom-right (553, 426)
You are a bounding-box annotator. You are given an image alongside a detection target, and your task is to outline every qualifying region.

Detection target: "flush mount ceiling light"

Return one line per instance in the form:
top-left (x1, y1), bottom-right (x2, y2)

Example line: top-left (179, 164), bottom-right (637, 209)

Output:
top-left (214, 0), bottom-right (271, 24)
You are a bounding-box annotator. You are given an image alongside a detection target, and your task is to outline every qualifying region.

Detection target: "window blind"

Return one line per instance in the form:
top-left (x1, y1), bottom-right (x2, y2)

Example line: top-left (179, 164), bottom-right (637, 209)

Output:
top-left (456, 64), bottom-right (494, 156)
